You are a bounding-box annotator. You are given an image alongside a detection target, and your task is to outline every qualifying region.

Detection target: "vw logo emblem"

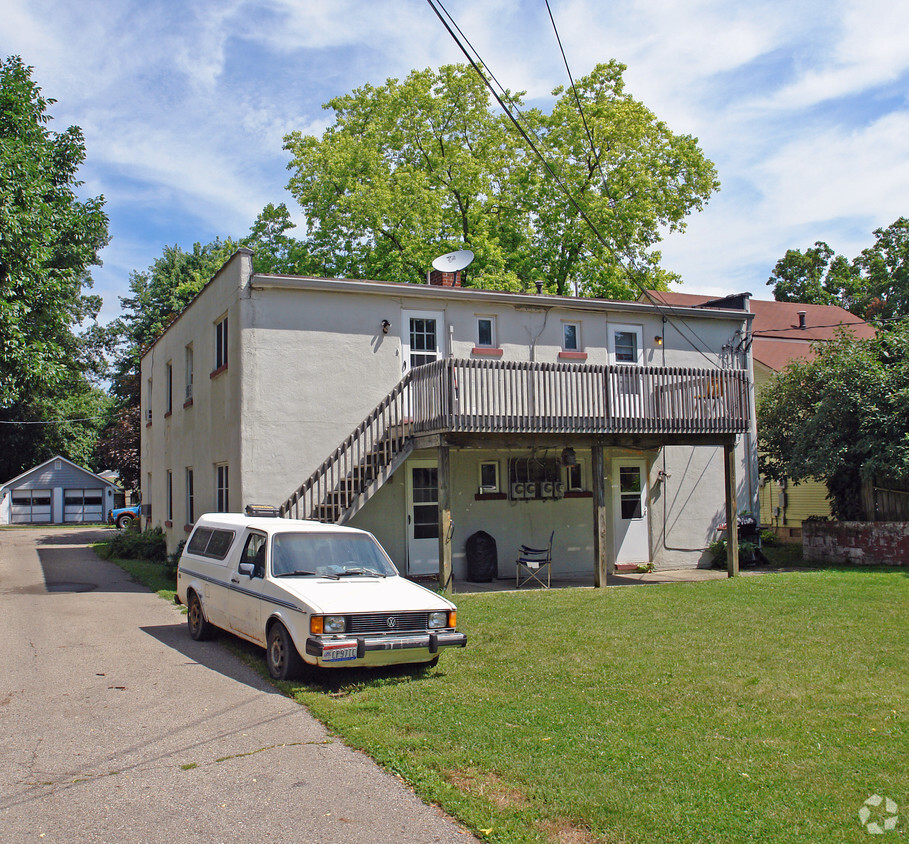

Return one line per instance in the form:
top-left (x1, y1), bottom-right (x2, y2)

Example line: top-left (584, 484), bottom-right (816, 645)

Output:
top-left (386, 616), bottom-right (398, 628)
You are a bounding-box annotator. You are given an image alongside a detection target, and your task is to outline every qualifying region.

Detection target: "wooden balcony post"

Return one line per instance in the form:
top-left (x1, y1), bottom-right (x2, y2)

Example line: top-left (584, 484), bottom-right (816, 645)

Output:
top-left (724, 440), bottom-right (739, 577)
top-left (592, 445), bottom-right (610, 586)
top-left (438, 444), bottom-right (453, 594)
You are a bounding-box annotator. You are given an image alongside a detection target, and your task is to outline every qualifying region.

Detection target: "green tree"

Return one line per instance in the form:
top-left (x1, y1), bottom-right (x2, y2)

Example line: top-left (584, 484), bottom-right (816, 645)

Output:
top-left (854, 217), bottom-right (909, 321)
top-left (766, 241), bottom-right (861, 310)
top-left (0, 56), bottom-right (109, 407)
top-left (284, 62), bottom-right (719, 297)
top-left (758, 321), bottom-right (909, 519)
top-left (767, 217), bottom-right (909, 321)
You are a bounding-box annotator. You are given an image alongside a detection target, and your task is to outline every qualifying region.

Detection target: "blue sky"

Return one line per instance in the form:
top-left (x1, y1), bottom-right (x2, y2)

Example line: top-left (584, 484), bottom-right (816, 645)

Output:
top-left (4, 0), bottom-right (909, 321)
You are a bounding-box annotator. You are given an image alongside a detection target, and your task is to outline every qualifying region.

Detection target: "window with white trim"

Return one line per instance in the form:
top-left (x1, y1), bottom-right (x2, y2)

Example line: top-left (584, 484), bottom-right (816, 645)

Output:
top-left (216, 463), bottom-right (229, 512)
top-left (476, 316), bottom-right (496, 348)
top-left (166, 470), bottom-right (173, 521)
top-left (165, 362), bottom-right (173, 415)
top-left (562, 321), bottom-right (581, 351)
top-left (186, 467), bottom-right (194, 525)
top-left (478, 461), bottom-right (500, 493)
top-left (215, 314), bottom-right (228, 370)
top-left (185, 344), bottom-right (194, 401)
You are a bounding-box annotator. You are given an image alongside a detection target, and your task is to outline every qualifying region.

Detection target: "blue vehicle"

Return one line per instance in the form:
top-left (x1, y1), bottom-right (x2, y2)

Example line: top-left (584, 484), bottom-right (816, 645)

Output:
top-left (108, 502), bottom-right (141, 530)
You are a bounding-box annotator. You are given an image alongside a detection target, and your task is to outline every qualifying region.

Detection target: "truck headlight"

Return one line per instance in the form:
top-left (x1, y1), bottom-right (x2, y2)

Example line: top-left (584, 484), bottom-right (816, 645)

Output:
top-left (428, 611), bottom-right (448, 629)
top-left (310, 615), bottom-right (347, 635)
top-left (323, 615), bottom-right (346, 634)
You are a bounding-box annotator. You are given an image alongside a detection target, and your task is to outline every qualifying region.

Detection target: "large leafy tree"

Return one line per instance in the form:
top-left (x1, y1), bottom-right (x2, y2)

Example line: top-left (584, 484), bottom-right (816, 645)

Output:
top-left (0, 56), bottom-right (109, 406)
top-left (0, 56), bottom-right (110, 478)
top-left (767, 217), bottom-right (909, 321)
top-left (758, 321), bottom-right (909, 519)
top-left (284, 61), bottom-right (719, 296)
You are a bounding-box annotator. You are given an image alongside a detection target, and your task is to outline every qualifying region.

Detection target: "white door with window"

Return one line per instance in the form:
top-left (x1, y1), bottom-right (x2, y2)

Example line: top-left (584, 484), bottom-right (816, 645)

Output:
top-left (401, 311), bottom-right (443, 374)
top-left (607, 324), bottom-right (644, 418)
top-left (406, 459), bottom-right (439, 576)
top-left (612, 459), bottom-right (650, 564)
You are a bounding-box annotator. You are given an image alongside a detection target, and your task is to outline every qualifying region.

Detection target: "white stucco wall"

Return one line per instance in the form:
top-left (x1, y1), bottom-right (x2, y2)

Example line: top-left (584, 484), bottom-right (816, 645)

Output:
top-left (141, 249), bottom-right (757, 562)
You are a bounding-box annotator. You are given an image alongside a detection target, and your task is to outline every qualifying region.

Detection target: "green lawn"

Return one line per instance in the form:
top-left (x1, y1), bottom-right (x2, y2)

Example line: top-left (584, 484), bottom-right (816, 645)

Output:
top-left (286, 571), bottom-right (907, 843)
top-left (91, 534), bottom-right (907, 842)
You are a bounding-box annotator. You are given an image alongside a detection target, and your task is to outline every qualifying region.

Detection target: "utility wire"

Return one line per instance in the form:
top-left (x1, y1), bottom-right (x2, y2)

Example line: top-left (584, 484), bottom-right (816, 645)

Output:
top-left (425, 0), bottom-right (732, 369)
top-left (0, 416), bottom-right (107, 425)
top-left (543, 0), bottom-right (725, 365)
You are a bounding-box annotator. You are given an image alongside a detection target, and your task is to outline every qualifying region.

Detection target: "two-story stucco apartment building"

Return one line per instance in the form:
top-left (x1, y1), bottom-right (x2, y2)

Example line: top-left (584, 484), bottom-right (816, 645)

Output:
top-left (141, 249), bottom-right (757, 585)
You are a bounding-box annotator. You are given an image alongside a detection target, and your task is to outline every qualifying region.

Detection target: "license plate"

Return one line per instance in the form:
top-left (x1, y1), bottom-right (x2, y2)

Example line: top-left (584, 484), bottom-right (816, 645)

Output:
top-left (322, 644), bottom-right (357, 662)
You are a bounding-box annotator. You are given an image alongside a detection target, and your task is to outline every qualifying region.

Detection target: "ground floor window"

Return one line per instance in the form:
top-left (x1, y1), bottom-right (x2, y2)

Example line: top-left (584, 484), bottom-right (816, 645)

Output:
top-left (186, 468), bottom-right (194, 525)
top-left (216, 464), bottom-right (229, 512)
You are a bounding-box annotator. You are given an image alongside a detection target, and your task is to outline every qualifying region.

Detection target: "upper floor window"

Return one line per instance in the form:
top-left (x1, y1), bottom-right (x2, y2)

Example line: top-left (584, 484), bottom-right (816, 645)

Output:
top-left (477, 316), bottom-right (496, 348)
top-left (146, 378), bottom-right (153, 422)
top-left (214, 314), bottom-right (228, 372)
top-left (165, 362), bottom-right (173, 415)
top-left (562, 322), bottom-right (581, 352)
top-left (185, 344), bottom-right (194, 402)
top-left (608, 324), bottom-right (643, 365)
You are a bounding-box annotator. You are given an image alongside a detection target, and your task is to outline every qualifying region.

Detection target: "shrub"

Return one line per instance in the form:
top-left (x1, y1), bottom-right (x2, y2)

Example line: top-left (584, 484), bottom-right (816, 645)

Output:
top-left (106, 526), bottom-right (167, 563)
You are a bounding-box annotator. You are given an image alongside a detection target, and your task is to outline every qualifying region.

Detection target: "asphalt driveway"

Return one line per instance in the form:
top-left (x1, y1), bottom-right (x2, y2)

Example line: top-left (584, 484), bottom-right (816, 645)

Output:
top-left (0, 527), bottom-right (475, 843)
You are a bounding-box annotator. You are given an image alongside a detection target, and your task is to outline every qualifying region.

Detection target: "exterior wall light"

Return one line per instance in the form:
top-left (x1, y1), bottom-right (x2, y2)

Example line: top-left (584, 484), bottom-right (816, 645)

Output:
top-left (561, 447), bottom-right (577, 466)
top-left (381, 320), bottom-right (391, 334)
top-left (655, 335), bottom-right (663, 346)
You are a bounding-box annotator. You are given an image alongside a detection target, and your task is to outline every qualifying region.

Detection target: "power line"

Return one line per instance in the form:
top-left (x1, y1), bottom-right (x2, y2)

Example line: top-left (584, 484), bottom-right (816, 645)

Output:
top-left (0, 416), bottom-right (107, 425)
top-left (425, 0), bottom-right (733, 369)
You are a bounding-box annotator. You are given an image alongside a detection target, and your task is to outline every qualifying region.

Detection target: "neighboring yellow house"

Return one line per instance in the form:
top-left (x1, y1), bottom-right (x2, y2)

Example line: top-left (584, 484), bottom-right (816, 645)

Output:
top-left (647, 293), bottom-right (875, 539)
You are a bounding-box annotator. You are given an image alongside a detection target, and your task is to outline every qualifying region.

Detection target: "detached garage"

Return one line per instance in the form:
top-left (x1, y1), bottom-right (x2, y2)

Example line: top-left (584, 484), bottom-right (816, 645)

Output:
top-left (0, 456), bottom-right (119, 525)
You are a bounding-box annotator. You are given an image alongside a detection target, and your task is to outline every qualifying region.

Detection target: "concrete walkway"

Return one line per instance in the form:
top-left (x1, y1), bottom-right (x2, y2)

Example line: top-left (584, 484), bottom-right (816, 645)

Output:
top-left (452, 566), bottom-right (736, 593)
top-left (0, 527), bottom-right (475, 844)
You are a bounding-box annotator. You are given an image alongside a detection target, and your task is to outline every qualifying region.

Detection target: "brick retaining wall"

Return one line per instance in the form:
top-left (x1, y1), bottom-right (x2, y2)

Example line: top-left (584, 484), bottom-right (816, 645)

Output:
top-left (802, 521), bottom-right (909, 566)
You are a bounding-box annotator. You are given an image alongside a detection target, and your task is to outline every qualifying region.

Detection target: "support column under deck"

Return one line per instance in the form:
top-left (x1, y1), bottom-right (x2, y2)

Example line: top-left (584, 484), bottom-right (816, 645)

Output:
top-left (438, 445), bottom-right (453, 594)
top-left (724, 440), bottom-right (740, 578)
top-left (592, 445), bottom-right (610, 587)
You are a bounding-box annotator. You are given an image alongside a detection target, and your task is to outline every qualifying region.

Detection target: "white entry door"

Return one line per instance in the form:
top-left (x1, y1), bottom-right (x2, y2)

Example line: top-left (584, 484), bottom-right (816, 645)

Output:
top-left (401, 311), bottom-right (443, 375)
top-left (406, 460), bottom-right (439, 576)
top-left (613, 459), bottom-right (650, 564)
top-left (607, 323), bottom-right (644, 418)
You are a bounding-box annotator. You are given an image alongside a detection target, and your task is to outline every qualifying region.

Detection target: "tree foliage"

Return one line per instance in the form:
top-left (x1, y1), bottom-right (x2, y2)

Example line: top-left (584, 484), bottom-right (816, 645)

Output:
top-left (758, 321), bottom-right (909, 519)
top-left (284, 62), bottom-right (719, 297)
top-left (767, 217), bottom-right (909, 321)
top-left (0, 56), bottom-right (109, 407)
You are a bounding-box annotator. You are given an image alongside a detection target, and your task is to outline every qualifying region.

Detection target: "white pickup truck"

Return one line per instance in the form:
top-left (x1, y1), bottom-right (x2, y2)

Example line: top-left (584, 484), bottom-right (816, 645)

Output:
top-left (177, 512), bottom-right (466, 680)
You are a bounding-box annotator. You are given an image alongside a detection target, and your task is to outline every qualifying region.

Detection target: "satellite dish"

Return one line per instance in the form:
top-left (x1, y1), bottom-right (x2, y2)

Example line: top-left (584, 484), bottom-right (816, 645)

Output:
top-left (432, 249), bottom-right (475, 273)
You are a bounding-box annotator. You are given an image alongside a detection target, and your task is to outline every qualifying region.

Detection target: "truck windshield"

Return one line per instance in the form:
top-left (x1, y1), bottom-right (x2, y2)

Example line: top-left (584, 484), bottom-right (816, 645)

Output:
top-left (271, 533), bottom-right (398, 578)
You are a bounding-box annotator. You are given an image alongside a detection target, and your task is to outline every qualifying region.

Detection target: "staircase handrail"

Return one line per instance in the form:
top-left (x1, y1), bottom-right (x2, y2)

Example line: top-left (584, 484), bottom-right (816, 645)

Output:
top-left (280, 371), bottom-right (413, 519)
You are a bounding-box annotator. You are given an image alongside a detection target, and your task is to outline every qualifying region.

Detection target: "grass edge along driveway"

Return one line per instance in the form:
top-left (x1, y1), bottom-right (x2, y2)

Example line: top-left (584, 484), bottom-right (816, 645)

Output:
top-left (100, 545), bottom-right (908, 844)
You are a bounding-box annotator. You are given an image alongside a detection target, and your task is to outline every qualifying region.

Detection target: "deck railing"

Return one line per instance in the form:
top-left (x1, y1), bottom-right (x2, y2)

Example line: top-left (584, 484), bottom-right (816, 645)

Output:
top-left (280, 358), bottom-right (750, 521)
top-left (409, 358), bottom-right (750, 435)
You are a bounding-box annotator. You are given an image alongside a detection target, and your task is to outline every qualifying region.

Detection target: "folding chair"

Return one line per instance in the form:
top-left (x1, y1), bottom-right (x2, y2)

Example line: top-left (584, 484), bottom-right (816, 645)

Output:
top-left (516, 531), bottom-right (554, 589)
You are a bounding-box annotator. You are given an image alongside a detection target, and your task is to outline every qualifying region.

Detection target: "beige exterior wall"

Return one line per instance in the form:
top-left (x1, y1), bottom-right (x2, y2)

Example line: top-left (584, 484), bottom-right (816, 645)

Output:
top-left (754, 361), bottom-right (833, 530)
top-left (141, 249), bottom-right (757, 572)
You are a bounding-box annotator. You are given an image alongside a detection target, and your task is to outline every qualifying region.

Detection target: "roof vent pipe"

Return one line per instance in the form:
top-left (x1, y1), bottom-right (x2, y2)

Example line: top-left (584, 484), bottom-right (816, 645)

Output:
top-left (797, 311), bottom-right (807, 329)
top-left (535, 280), bottom-right (544, 294)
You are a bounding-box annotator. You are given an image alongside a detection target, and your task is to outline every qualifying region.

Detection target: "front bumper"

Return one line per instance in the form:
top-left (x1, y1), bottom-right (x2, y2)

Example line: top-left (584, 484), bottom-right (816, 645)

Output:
top-left (306, 630), bottom-right (467, 663)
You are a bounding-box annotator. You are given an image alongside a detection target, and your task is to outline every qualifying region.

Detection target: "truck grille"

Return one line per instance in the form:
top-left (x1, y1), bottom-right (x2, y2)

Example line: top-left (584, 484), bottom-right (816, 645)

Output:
top-left (347, 612), bottom-right (429, 634)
